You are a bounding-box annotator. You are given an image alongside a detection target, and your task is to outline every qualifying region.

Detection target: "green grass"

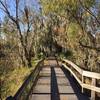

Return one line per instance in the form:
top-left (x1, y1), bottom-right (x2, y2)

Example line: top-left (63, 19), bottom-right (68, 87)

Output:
top-left (0, 59), bottom-right (39, 100)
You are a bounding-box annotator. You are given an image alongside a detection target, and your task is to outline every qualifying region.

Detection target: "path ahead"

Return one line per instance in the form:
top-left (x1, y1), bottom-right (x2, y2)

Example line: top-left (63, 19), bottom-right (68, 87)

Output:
top-left (30, 59), bottom-right (89, 100)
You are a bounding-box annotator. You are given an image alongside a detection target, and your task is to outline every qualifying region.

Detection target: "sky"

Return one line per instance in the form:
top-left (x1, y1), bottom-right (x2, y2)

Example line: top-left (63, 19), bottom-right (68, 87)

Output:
top-left (25, 0), bottom-right (40, 11)
top-left (0, 0), bottom-right (40, 22)
top-left (0, 0), bottom-right (100, 23)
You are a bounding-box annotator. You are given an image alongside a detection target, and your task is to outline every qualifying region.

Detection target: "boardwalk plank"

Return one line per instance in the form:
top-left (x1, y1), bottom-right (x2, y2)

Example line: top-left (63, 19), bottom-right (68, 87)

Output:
top-left (30, 59), bottom-right (89, 100)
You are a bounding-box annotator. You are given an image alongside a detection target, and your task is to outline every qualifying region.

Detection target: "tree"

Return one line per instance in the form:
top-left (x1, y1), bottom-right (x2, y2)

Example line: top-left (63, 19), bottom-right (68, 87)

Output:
top-left (0, 0), bottom-right (43, 67)
top-left (40, 0), bottom-right (100, 72)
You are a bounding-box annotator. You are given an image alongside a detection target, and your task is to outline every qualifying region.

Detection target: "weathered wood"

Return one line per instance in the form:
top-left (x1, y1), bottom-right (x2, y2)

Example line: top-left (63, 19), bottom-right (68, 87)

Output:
top-left (7, 59), bottom-right (44, 100)
top-left (31, 59), bottom-right (89, 100)
top-left (63, 59), bottom-right (83, 74)
top-left (62, 63), bottom-right (82, 85)
top-left (82, 75), bottom-right (84, 93)
top-left (7, 58), bottom-right (99, 100)
top-left (83, 71), bottom-right (100, 79)
top-left (62, 59), bottom-right (100, 99)
top-left (91, 78), bottom-right (96, 100)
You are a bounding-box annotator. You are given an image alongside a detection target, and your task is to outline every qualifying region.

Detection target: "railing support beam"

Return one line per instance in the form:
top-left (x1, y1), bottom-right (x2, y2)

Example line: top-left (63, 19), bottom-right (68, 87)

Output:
top-left (91, 78), bottom-right (96, 100)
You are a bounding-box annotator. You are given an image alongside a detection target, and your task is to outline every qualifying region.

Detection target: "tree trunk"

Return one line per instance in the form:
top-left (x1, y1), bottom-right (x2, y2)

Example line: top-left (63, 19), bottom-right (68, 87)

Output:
top-left (27, 57), bottom-right (32, 67)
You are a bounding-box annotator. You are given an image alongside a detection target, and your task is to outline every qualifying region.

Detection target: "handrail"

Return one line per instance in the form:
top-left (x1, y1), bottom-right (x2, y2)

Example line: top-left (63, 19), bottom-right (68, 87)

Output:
top-left (63, 59), bottom-right (100, 79)
top-left (6, 59), bottom-right (44, 100)
top-left (61, 59), bottom-right (100, 99)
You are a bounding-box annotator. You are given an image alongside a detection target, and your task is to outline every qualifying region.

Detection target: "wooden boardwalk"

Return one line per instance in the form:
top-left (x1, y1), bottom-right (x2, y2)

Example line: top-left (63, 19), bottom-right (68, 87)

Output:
top-left (30, 59), bottom-right (89, 100)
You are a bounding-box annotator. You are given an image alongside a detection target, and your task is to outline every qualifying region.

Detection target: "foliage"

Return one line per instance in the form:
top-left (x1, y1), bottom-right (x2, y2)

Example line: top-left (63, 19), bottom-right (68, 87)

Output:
top-left (0, 59), bottom-right (38, 100)
top-left (59, 50), bottom-right (73, 59)
top-left (0, 0), bottom-right (100, 99)
top-left (1, 67), bottom-right (30, 99)
top-left (40, 0), bottom-right (100, 72)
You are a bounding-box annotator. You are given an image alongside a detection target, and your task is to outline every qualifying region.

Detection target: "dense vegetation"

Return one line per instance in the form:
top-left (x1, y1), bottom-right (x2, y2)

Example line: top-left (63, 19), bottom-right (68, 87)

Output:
top-left (40, 0), bottom-right (100, 72)
top-left (0, 0), bottom-right (100, 99)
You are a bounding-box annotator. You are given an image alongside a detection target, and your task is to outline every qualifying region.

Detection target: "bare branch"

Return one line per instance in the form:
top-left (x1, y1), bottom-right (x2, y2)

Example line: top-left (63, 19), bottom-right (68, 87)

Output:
top-left (78, 0), bottom-right (100, 25)
top-left (79, 41), bottom-right (100, 52)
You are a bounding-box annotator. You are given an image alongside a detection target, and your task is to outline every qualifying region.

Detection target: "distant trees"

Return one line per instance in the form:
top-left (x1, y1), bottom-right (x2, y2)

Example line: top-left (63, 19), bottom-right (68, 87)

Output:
top-left (0, 0), bottom-right (43, 67)
top-left (40, 0), bottom-right (100, 72)
top-left (0, 0), bottom-right (99, 69)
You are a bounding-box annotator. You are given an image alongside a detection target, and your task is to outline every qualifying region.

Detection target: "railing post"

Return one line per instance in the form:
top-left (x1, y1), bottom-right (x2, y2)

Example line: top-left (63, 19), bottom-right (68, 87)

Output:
top-left (82, 75), bottom-right (84, 93)
top-left (91, 78), bottom-right (96, 100)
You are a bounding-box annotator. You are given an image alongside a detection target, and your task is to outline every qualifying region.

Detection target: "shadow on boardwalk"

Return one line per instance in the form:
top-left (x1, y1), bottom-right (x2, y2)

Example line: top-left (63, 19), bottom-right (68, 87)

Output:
top-left (51, 67), bottom-right (60, 100)
top-left (61, 66), bottom-right (90, 100)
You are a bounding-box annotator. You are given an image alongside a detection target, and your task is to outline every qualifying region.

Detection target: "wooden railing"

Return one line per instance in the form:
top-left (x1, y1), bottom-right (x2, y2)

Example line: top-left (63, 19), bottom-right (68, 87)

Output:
top-left (6, 59), bottom-right (44, 100)
top-left (62, 59), bottom-right (100, 100)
